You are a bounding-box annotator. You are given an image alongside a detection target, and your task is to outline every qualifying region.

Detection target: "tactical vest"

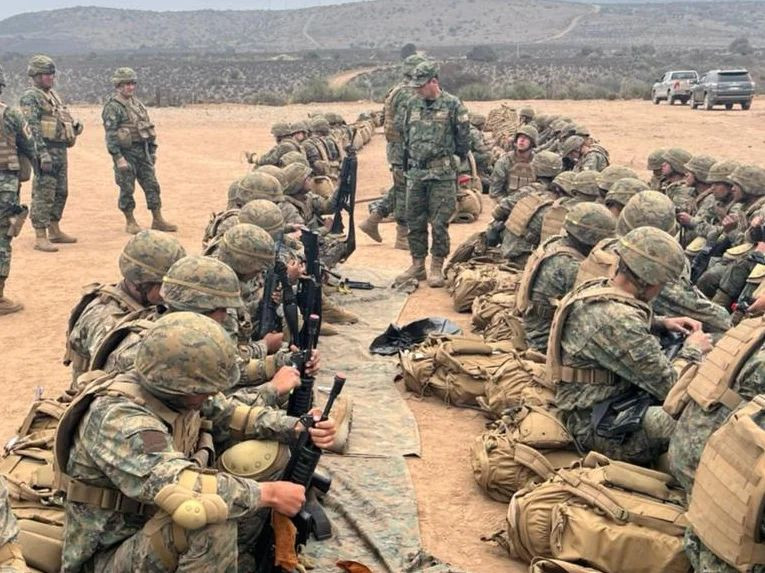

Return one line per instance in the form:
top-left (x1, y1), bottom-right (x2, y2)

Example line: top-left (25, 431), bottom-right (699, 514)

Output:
top-left (29, 88), bottom-right (75, 145)
top-left (89, 315), bottom-right (155, 374)
top-left (574, 237), bottom-right (619, 286)
top-left (0, 104), bottom-right (20, 172)
top-left (516, 236), bottom-right (582, 314)
top-left (383, 84), bottom-right (405, 143)
top-left (546, 281), bottom-right (651, 387)
top-left (583, 144), bottom-right (610, 168)
top-left (540, 198), bottom-right (572, 243)
top-left (63, 283), bottom-right (145, 372)
top-left (202, 208), bottom-right (240, 249)
top-left (686, 395), bottom-right (765, 571)
top-left (112, 93), bottom-right (155, 146)
top-left (54, 373), bottom-right (205, 514)
top-left (505, 192), bottom-right (554, 237)
top-left (748, 264), bottom-right (765, 299)
top-left (506, 153), bottom-right (536, 193)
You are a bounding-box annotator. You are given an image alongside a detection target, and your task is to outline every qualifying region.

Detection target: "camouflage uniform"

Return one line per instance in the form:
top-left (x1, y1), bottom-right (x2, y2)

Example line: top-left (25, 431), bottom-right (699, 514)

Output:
top-left (576, 144), bottom-right (610, 172)
top-left (256, 123), bottom-right (306, 167)
top-left (60, 313), bottom-right (299, 571)
top-left (488, 126), bottom-right (539, 200)
top-left (0, 477), bottom-right (25, 571)
top-left (467, 116), bottom-right (492, 186)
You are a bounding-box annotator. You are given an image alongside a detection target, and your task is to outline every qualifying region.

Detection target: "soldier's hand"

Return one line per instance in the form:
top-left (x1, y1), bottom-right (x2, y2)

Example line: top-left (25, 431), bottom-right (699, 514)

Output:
top-left (39, 153), bottom-right (53, 173)
top-left (263, 331), bottom-right (284, 354)
top-left (116, 157), bottom-right (130, 171)
top-left (685, 331), bottom-right (713, 354)
top-left (722, 214), bottom-right (739, 232)
top-left (305, 348), bottom-right (320, 375)
top-left (676, 212), bottom-right (692, 227)
top-left (260, 482), bottom-right (305, 516)
top-left (662, 316), bottom-right (702, 335)
top-left (287, 259), bottom-right (303, 283)
top-left (272, 366), bottom-right (300, 395)
top-left (751, 216), bottom-right (764, 228)
top-left (304, 409), bottom-right (336, 449)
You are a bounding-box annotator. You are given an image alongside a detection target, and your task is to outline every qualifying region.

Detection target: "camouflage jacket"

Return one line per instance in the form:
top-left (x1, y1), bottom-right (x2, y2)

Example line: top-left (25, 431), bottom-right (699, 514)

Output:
top-left (301, 136), bottom-right (330, 176)
top-left (665, 180), bottom-right (697, 214)
top-left (0, 102), bottom-right (36, 176)
top-left (101, 94), bottom-right (157, 160)
top-left (61, 370), bottom-right (297, 571)
top-left (468, 126), bottom-right (492, 176)
top-left (489, 150), bottom-right (534, 200)
top-left (18, 87), bottom-right (73, 152)
top-left (384, 82), bottom-right (415, 166)
top-left (0, 478), bottom-right (19, 549)
top-left (400, 90), bottom-right (469, 180)
top-left (257, 138), bottom-right (304, 167)
top-left (279, 201), bottom-right (305, 231)
top-left (575, 145), bottom-right (609, 173)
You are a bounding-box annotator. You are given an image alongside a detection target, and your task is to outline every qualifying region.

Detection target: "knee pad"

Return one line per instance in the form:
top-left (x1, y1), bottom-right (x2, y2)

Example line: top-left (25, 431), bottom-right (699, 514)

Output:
top-left (154, 469), bottom-right (229, 530)
top-left (218, 439), bottom-right (289, 481)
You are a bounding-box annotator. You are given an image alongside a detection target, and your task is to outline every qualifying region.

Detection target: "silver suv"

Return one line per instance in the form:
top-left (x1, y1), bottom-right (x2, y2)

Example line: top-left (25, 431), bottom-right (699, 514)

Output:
top-left (652, 70), bottom-right (699, 105)
top-left (690, 69), bottom-right (755, 110)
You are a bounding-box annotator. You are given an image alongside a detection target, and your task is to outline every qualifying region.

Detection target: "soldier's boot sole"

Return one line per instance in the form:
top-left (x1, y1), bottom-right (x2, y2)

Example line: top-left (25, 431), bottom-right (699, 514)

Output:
top-left (0, 297), bottom-right (23, 315)
top-left (320, 322), bottom-right (340, 336)
top-left (359, 215), bottom-right (383, 243)
top-left (48, 222), bottom-right (77, 243)
top-left (151, 209), bottom-right (178, 232)
top-left (34, 240), bottom-right (58, 253)
top-left (323, 299), bottom-right (360, 324)
top-left (394, 259), bottom-right (427, 286)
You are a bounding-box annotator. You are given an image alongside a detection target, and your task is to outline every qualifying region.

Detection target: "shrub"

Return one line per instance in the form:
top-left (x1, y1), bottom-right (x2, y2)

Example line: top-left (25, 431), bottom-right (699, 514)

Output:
top-left (457, 82), bottom-right (494, 100)
top-left (466, 45), bottom-right (498, 63)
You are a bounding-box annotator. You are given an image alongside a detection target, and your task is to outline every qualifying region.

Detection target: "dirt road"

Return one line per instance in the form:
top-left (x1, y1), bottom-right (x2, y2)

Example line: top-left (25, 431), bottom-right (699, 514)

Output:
top-left (1, 98), bottom-right (763, 572)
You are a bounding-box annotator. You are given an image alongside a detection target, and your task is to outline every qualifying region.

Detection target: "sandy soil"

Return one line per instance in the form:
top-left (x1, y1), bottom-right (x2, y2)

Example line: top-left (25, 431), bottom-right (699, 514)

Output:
top-left (1, 98), bottom-right (764, 572)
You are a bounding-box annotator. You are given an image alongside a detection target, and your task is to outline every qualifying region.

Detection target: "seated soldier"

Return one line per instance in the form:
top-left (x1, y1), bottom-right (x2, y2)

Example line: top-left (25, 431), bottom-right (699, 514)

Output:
top-left (647, 148), bottom-right (666, 190)
top-left (548, 226), bottom-right (712, 465)
top-left (58, 312), bottom-right (336, 572)
top-left (603, 177), bottom-right (649, 219)
top-left (0, 477), bottom-right (25, 571)
top-left (488, 125), bottom-right (538, 201)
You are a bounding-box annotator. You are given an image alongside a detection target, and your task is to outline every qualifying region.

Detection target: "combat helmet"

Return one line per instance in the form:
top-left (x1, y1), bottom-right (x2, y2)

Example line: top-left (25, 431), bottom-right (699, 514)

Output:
top-left (112, 67), bottom-right (137, 87)
top-left (646, 149), bottom-right (666, 171)
top-left (617, 227), bottom-right (685, 285)
top-left (469, 113), bottom-right (486, 128)
top-left (160, 256), bottom-right (243, 312)
top-left (572, 170), bottom-right (601, 198)
top-left (255, 165), bottom-right (288, 189)
top-left (118, 230), bottom-right (186, 286)
top-left (616, 190), bottom-right (677, 236)
top-left (706, 160), bottom-right (740, 185)
top-left (684, 155), bottom-right (716, 184)
top-left (271, 122), bottom-right (291, 138)
top-left (662, 148), bottom-right (692, 174)
top-left (514, 125), bottom-right (539, 147)
top-left (559, 123), bottom-right (577, 140)
top-left (402, 54), bottom-right (428, 78)
top-left (135, 312), bottom-right (239, 398)
top-left (574, 124), bottom-right (591, 138)
top-left (519, 107), bottom-right (535, 121)
top-left (282, 163), bottom-right (312, 195)
top-left (228, 172), bottom-right (284, 208)
top-left (325, 112), bottom-right (346, 125)
top-left (728, 165), bottom-right (765, 196)
top-left (531, 151), bottom-right (563, 179)
top-left (597, 165), bottom-right (639, 192)
top-left (533, 114), bottom-right (551, 130)
top-left (552, 171), bottom-right (577, 196)
top-left (561, 135), bottom-right (585, 158)
top-left (279, 151), bottom-right (309, 167)
top-left (605, 178), bottom-right (650, 209)
top-left (564, 203), bottom-right (616, 246)
top-left (309, 116), bottom-right (331, 135)
top-left (288, 121), bottom-right (309, 136)
top-left (216, 224), bottom-right (275, 276)
top-left (27, 54), bottom-right (55, 76)
top-left (239, 199), bottom-right (285, 239)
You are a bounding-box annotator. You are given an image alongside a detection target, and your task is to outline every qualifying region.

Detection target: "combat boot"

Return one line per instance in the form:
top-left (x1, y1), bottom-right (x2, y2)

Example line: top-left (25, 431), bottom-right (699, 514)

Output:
top-left (124, 210), bottom-right (142, 235)
top-left (323, 297), bottom-right (359, 324)
top-left (320, 322), bottom-right (339, 336)
top-left (151, 209), bottom-right (178, 232)
top-left (394, 224), bottom-right (409, 250)
top-left (48, 221), bottom-right (77, 243)
top-left (359, 212), bottom-right (383, 243)
top-left (427, 257), bottom-right (446, 288)
top-left (34, 228), bottom-right (58, 252)
top-left (394, 258), bottom-right (426, 285)
top-left (0, 279), bottom-right (22, 315)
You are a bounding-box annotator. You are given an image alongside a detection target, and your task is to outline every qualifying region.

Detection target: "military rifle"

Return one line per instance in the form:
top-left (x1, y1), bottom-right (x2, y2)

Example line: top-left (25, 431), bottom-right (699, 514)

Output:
top-left (287, 314), bottom-right (320, 417)
top-left (690, 237), bottom-right (732, 284)
top-left (329, 144), bottom-right (358, 262)
top-left (298, 228), bottom-right (323, 342)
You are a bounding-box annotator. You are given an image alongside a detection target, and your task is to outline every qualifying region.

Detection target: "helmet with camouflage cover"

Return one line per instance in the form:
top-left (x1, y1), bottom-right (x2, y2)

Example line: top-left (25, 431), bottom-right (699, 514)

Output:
top-left (27, 54), bottom-right (55, 76)
top-left (519, 107), bottom-right (535, 121)
top-left (552, 171), bottom-right (577, 196)
top-left (561, 135), bottom-right (585, 158)
top-left (112, 67), bottom-right (137, 87)
top-left (605, 177), bottom-right (650, 208)
top-left (279, 151), bottom-right (309, 167)
top-left (216, 224), bottom-right (275, 276)
top-left (707, 160), bottom-right (740, 185)
top-left (408, 61), bottom-right (439, 88)
top-left (572, 170), bottom-right (601, 197)
top-left (271, 122), bottom-right (291, 138)
top-left (597, 165), bottom-right (639, 192)
top-left (255, 165), bottom-right (288, 189)
top-left (514, 125), bottom-right (539, 147)
top-left (728, 165), bottom-right (765, 197)
top-left (550, 119), bottom-right (566, 133)
top-left (309, 115), bottom-right (331, 135)
top-left (118, 230), bottom-right (186, 285)
top-left (616, 190), bottom-right (677, 236)
top-left (564, 202), bottom-right (616, 246)
top-left (574, 124), bottom-right (591, 138)
top-left (161, 256), bottom-right (243, 312)
top-left (402, 54), bottom-right (428, 78)
top-left (325, 112), bottom-right (346, 125)
top-left (684, 154), bottom-right (716, 183)
top-left (239, 199), bottom-right (285, 239)
top-left (469, 113), bottom-right (486, 128)
top-left (617, 227), bottom-right (684, 285)
top-left (135, 312), bottom-right (239, 397)
top-left (662, 148), bottom-right (692, 174)
top-left (647, 148), bottom-right (666, 171)
top-left (560, 123), bottom-right (577, 140)
top-left (533, 114), bottom-right (550, 129)
top-left (531, 151), bottom-right (563, 178)
top-left (228, 172), bottom-right (283, 208)
top-left (288, 121), bottom-right (309, 136)
top-left (282, 163), bottom-right (312, 195)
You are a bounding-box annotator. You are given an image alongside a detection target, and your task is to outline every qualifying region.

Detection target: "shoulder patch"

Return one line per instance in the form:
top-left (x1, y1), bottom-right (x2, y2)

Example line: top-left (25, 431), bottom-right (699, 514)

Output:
top-left (140, 429), bottom-right (171, 454)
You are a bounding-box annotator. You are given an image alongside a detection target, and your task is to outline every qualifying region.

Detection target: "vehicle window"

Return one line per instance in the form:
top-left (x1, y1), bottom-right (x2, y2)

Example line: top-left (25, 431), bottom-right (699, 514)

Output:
top-left (671, 72), bottom-right (697, 80)
top-left (718, 72), bottom-right (751, 82)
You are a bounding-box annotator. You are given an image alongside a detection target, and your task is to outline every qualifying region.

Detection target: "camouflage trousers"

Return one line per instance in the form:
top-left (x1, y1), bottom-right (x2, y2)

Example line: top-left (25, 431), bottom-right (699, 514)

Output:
top-left (0, 174), bottom-right (22, 280)
top-left (718, 256), bottom-right (756, 303)
top-left (405, 171), bottom-right (456, 259)
top-left (31, 143), bottom-right (68, 229)
top-left (369, 165), bottom-right (406, 224)
top-left (683, 528), bottom-right (765, 573)
top-left (115, 145), bottom-right (162, 213)
top-left (696, 256), bottom-right (732, 299)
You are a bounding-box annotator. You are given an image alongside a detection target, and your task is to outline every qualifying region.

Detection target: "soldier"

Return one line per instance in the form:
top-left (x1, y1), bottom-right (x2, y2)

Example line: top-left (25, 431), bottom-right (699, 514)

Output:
top-left (0, 63), bottom-right (36, 315)
top-left (647, 148), bottom-right (666, 190)
top-left (302, 115), bottom-right (339, 179)
top-left (604, 177), bottom-right (650, 218)
top-left (661, 148), bottom-right (693, 206)
top-left (20, 54), bottom-right (81, 252)
top-left (65, 230), bottom-right (186, 385)
top-left (488, 124), bottom-right (538, 201)
top-left (102, 67), bottom-right (177, 234)
top-left (467, 113), bottom-right (493, 192)
top-left (539, 170), bottom-right (601, 244)
top-left (596, 164), bottom-right (639, 201)
top-left (0, 477), bottom-right (25, 571)
top-left (257, 122), bottom-right (307, 167)
top-left (576, 138), bottom-right (610, 173)
top-left (548, 226), bottom-right (712, 464)
top-left (517, 202), bottom-right (616, 352)
top-left (395, 61), bottom-right (469, 288)
top-left (359, 54), bottom-right (426, 249)
top-left (58, 312), bottom-right (335, 571)
top-left (518, 107), bottom-right (535, 126)
top-left (229, 170), bottom-right (303, 231)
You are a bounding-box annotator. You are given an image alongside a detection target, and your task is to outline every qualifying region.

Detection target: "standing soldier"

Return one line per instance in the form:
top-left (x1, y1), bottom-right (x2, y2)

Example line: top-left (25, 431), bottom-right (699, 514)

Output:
top-left (102, 67), bottom-right (176, 234)
top-left (0, 64), bottom-right (36, 315)
top-left (20, 54), bottom-right (81, 252)
top-left (395, 61), bottom-right (469, 288)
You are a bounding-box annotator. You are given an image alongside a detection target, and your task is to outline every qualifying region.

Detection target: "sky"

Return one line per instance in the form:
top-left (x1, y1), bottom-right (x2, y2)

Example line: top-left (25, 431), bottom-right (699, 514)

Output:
top-left (0, 0), bottom-right (364, 19)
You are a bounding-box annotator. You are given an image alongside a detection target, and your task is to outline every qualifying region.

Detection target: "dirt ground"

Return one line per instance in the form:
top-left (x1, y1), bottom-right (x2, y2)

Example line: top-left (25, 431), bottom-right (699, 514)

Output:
top-left (1, 98), bottom-right (764, 572)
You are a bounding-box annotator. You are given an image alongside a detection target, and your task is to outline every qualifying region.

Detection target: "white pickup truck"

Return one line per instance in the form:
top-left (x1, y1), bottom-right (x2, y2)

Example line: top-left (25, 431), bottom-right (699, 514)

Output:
top-left (652, 70), bottom-right (699, 105)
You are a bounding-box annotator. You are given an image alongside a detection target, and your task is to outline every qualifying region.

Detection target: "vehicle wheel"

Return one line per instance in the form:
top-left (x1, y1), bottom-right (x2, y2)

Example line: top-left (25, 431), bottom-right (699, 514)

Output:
top-left (690, 98), bottom-right (699, 110)
top-left (725, 103), bottom-right (733, 110)
top-left (704, 93), bottom-right (714, 110)
top-left (679, 98), bottom-right (688, 105)
top-left (668, 92), bottom-right (674, 105)
top-left (742, 100), bottom-right (752, 110)
top-left (652, 92), bottom-right (660, 105)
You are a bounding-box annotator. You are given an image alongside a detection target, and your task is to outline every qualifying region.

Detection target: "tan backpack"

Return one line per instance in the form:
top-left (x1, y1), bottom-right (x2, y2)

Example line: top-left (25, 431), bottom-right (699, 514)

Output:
top-left (483, 310), bottom-right (528, 350)
top-left (482, 351), bottom-right (548, 417)
top-left (448, 260), bottom-right (520, 313)
top-left (471, 288), bottom-right (519, 333)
